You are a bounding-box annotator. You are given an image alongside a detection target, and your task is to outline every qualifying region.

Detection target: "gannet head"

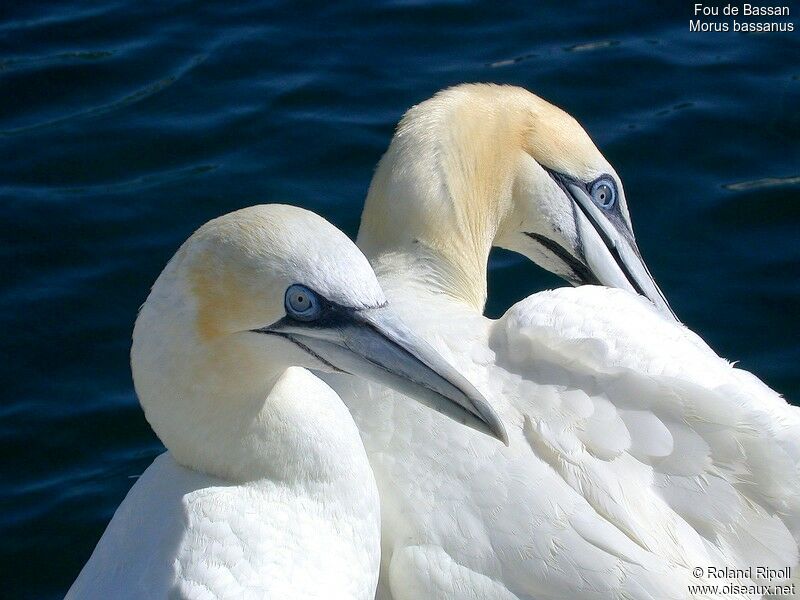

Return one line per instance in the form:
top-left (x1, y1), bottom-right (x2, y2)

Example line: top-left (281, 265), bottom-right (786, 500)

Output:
top-left (358, 83), bottom-right (674, 319)
top-left (132, 205), bottom-right (506, 478)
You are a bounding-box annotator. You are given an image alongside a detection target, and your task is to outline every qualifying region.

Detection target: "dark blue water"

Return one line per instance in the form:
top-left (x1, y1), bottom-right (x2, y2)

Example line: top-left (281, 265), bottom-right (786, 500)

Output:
top-left (1, 1), bottom-right (798, 596)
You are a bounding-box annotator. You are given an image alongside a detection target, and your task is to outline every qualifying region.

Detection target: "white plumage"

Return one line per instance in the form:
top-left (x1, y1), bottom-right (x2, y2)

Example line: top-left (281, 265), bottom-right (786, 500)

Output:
top-left (67, 204), bottom-right (504, 599)
top-left (68, 432), bottom-right (381, 598)
top-left (334, 277), bottom-right (800, 600)
top-left (68, 372), bottom-right (382, 600)
top-left (328, 84), bottom-right (800, 599)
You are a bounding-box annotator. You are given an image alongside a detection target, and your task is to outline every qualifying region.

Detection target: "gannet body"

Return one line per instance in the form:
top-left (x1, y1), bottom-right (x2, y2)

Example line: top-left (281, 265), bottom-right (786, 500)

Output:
top-left (328, 84), bottom-right (800, 599)
top-left (67, 424), bottom-right (380, 600)
top-left (67, 204), bottom-right (505, 600)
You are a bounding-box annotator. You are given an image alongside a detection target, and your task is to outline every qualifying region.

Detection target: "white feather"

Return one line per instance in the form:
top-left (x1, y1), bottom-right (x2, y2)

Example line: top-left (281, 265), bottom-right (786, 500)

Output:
top-left (329, 281), bottom-right (798, 599)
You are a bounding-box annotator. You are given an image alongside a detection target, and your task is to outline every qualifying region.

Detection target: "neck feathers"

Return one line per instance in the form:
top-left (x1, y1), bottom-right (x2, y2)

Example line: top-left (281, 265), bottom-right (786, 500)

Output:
top-left (357, 84), bottom-right (525, 312)
top-left (131, 263), bottom-right (368, 485)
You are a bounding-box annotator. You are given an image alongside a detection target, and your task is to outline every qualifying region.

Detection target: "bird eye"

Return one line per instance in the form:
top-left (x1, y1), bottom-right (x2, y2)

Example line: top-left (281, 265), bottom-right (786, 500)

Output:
top-left (590, 177), bottom-right (617, 209)
top-left (284, 285), bottom-right (321, 321)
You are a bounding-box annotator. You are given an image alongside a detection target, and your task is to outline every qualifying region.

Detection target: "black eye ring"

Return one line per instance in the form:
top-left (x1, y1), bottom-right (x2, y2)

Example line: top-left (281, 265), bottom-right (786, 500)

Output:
top-left (284, 284), bottom-right (321, 321)
top-left (590, 177), bottom-right (617, 209)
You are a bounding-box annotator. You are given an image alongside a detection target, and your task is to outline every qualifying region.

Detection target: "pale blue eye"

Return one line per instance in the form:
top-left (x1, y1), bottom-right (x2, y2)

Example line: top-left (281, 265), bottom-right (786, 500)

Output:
top-left (285, 285), bottom-right (321, 321)
top-left (590, 177), bottom-right (617, 209)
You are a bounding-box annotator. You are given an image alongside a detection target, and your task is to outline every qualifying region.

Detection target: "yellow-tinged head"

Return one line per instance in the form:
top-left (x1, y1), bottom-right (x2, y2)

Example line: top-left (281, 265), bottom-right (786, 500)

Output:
top-left (358, 83), bottom-right (673, 319)
top-left (131, 204), bottom-right (506, 480)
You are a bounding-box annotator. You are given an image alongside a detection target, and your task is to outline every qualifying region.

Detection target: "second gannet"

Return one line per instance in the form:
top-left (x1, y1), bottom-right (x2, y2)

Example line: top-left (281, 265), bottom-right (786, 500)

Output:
top-left (66, 204), bottom-right (505, 600)
top-left (327, 84), bottom-right (800, 599)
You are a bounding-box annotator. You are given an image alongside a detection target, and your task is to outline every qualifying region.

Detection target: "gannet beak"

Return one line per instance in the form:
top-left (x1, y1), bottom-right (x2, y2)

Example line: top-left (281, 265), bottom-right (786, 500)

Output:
top-left (259, 305), bottom-right (508, 445)
top-left (557, 175), bottom-right (677, 321)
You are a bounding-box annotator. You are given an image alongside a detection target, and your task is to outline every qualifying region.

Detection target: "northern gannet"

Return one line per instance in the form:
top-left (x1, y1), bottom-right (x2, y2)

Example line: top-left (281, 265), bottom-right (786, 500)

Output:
top-left (359, 83), bottom-right (674, 319)
top-left (66, 204), bottom-right (505, 600)
top-left (327, 84), bottom-right (800, 599)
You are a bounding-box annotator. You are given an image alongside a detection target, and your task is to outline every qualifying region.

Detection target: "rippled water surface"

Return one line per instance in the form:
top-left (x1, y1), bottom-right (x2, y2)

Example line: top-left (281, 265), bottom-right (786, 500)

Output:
top-left (1, 1), bottom-right (798, 596)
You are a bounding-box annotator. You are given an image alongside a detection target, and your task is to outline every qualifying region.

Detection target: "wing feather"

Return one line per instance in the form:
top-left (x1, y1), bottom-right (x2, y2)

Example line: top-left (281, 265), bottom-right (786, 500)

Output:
top-left (494, 286), bottom-right (800, 581)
